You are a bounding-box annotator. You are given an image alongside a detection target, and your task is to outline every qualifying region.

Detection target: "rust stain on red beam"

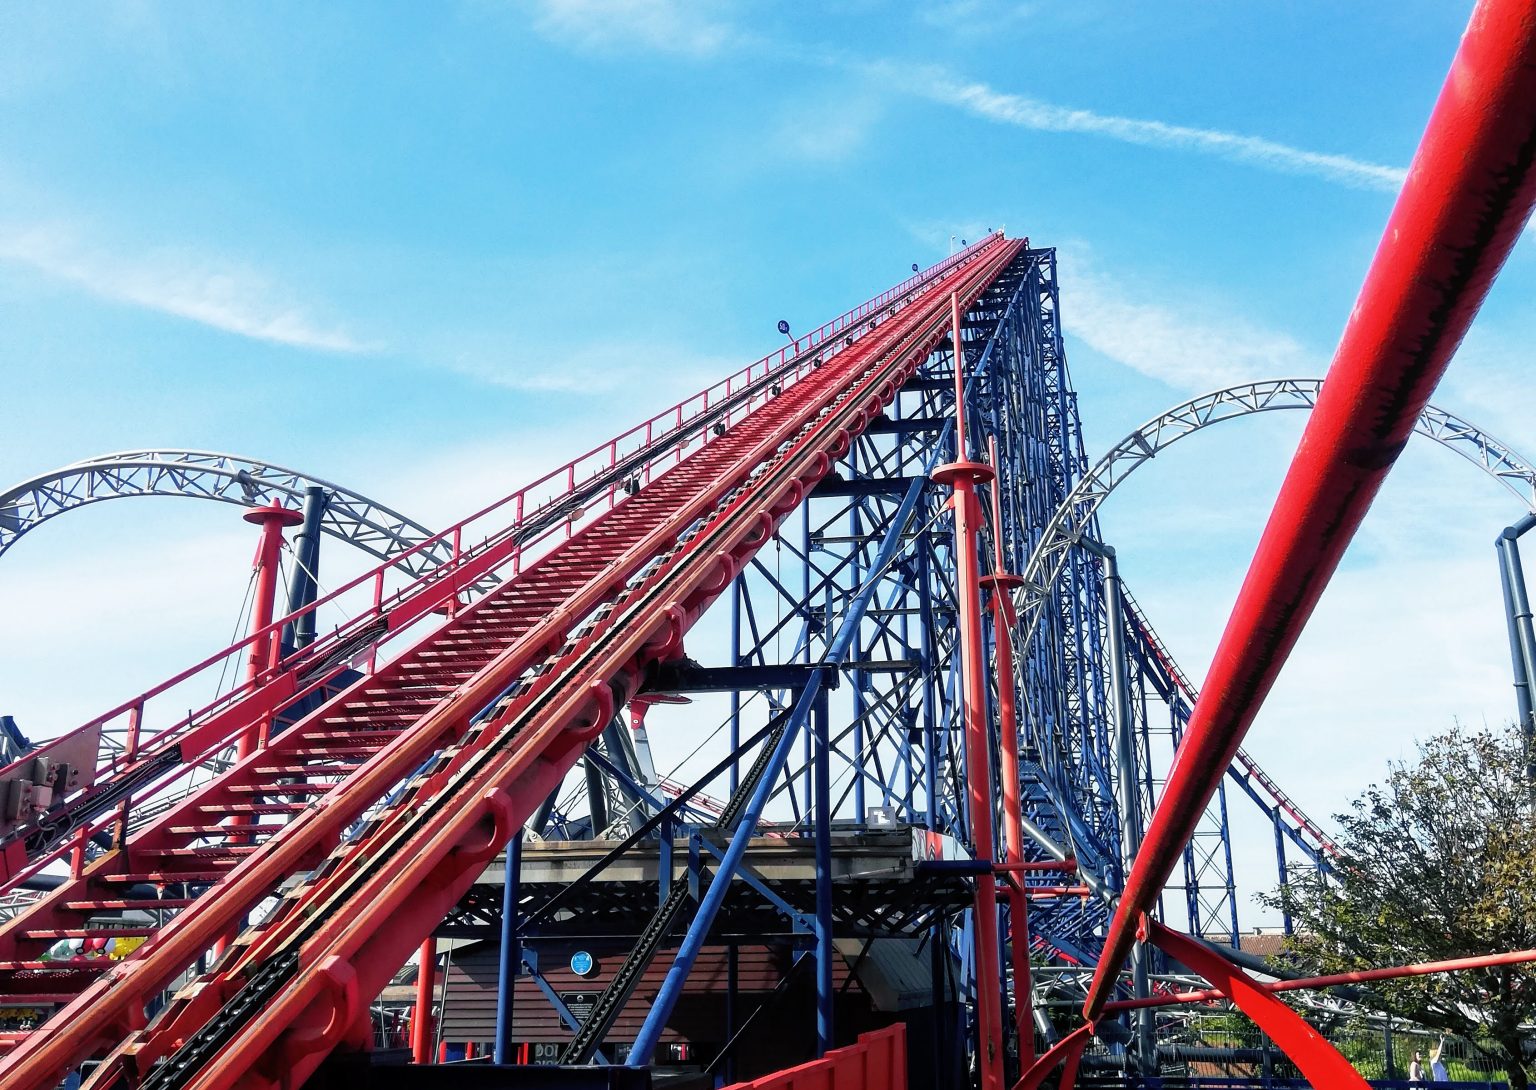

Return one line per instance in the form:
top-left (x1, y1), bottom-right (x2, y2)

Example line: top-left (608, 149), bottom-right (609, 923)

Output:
top-left (1086, 0), bottom-right (1536, 1021)
top-left (1104, 944), bottom-right (1536, 1013)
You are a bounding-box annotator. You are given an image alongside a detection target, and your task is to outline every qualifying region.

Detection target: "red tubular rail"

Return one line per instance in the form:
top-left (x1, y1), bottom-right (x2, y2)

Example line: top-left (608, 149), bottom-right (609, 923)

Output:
top-left (1085, 0), bottom-right (1536, 1021)
top-left (1103, 944), bottom-right (1536, 1013)
top-left (719, 1025), bottom-right (906, 1090)
top-left (1140, 922), bottom-right (1368, 1088)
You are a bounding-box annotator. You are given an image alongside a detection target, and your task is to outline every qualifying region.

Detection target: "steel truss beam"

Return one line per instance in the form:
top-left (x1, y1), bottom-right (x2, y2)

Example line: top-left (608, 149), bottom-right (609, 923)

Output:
top-left (0, 450), bottom-right (445, 572)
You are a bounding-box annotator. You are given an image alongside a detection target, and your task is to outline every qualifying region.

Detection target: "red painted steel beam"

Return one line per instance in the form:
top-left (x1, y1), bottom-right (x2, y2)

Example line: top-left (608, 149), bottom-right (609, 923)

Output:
top-left (934, 290), bottom-right (1006, 1090)
top-left (1012, 1023), bottom-right (1092, 1090)
top-left (236, 504), bottom-right (302, 761)
top-left (984, 435), bottom-right (1035, 1068)
top-left (1144, 922), bottom-right (1367, 1087)
top-left (1104, 944), bottom-right (1536, 1013)
top-left (1084, 0), bottom-right (1536, 1022)
top-left (411, 938), bottom-right (436, 1065)
top-left (1018, 886), bottom-right (1090, 898)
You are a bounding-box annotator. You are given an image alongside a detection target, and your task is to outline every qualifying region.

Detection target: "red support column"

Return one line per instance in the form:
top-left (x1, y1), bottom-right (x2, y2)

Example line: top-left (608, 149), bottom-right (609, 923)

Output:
top-left (1085, 0), bottom-right (1536, 1025)
top-left (933, 292), bottom-right (1005, 1090)
top-left (237, 503), bottom-right (304, 761)
top-left (215, 503), bottom-right (307, 958)
top-left (981, 439), bottom-right (1035, 1070)
top-left (412, 938), bottom-right (437, 1065)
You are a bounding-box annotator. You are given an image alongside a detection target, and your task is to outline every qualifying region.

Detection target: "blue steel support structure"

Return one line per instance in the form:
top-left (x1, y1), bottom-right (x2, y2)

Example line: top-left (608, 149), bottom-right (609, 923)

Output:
top-left (494, 245), bottom-right (1324, 1075)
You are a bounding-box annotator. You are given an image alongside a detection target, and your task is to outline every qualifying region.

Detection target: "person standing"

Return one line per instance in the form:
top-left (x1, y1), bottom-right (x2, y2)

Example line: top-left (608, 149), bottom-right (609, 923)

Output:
top-left (1431, 1037), bottom-right (1451, 1083)
top-left (1409, 1050), bottom-right (1427, 1084)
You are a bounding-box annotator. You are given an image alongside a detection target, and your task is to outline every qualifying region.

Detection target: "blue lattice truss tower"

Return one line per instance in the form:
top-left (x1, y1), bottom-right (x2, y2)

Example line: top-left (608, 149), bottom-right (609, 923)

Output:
top-left (494, 245), bottom-right (1336, 1073)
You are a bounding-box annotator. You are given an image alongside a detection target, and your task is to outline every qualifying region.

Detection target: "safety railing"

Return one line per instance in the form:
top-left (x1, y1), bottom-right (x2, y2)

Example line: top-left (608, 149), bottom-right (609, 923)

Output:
top-left (720, 1025), bottom-right (906, 1090)
top-left (0, 234), bottom-right (1008, 889)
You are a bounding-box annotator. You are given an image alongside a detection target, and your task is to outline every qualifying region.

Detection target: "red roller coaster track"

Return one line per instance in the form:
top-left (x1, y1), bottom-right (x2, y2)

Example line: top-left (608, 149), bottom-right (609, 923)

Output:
top-left (0, 236), bottom-right (1024, 1090)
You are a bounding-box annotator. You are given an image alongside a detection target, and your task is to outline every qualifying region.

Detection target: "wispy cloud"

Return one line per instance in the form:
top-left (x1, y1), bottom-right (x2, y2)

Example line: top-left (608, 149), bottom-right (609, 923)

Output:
top-left (1059, 248), bottom-right (1321, 391)
top-left (768, 92), bottom-right (884, 165)
top-left (526, 0), bottom-right (734, 57)
top-left (0, 225), bottom-right (374, 353)
top-left (512, 8), bottom-right (1410, 195)
top-left (881, 63), bottom-right (1407, 193)
top-left (916, 0), bottom-right (1039, 34)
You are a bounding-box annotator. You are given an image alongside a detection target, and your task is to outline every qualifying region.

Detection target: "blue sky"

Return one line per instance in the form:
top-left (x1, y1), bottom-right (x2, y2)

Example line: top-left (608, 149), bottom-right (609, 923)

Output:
top-left (3, 1), bottom-right (1534, 912)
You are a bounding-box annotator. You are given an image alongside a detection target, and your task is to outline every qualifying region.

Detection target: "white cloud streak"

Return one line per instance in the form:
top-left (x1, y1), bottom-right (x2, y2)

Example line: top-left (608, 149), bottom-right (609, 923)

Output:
top-left (888, 65), bottom-right (1408, 193)
top-left (518, 6), bottom-right (1412, 195)
top-left (527, 0), bottom-right (734, 57)
top-left (1058, 249), bottom-right (1321, 391)
top-left (0, 225), bottom-right (373, 353)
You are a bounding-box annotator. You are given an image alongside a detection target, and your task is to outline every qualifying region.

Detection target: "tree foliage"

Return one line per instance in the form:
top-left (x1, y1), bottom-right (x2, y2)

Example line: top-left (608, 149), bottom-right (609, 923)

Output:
top-left (1266, 722), bottom-right (1536, 1087)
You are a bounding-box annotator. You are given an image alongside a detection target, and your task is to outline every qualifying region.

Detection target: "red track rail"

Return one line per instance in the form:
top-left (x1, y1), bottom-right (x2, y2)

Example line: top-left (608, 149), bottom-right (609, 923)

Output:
top-left (0, 237), bottom-right (1024, 1090)
top-left (0, 233), bottom-right (1004, 892)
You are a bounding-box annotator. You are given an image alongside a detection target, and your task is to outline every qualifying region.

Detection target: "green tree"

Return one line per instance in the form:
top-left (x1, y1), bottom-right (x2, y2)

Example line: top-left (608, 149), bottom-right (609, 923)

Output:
top-left (1266, 722), bottom-right (1536, 1088)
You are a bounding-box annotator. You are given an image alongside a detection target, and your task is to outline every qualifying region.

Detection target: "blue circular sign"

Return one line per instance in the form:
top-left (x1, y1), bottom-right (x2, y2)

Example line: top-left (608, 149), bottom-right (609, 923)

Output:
top-left (570, 950), bottom-right (595, 977)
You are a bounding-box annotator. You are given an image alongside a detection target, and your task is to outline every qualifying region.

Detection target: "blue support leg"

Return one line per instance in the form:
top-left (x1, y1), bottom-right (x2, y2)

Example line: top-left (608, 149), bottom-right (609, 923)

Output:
top-left (493, 831), bottom-right (522, 1064)
top-left (814, 686), bottom-right (834, 1056)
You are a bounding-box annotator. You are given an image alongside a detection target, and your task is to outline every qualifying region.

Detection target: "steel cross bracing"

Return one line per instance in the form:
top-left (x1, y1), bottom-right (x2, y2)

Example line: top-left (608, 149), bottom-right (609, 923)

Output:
top-left (0, 235), bottom-right (1024, 1090)
top-left (547, 247), bottom-right (1279, 1067)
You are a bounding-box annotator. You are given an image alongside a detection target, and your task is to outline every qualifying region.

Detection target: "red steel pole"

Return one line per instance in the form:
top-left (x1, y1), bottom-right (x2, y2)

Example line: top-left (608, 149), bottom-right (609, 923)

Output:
top-left (935, 293), bottom-right (1005, 1090)
top-left (412, 937), bottom-right (437, 1064)
top-left (219, 502), bottom-right (306, 959)
top-left (237, 503), bottom-right (304, 761)
top-left (1085, 0), bottom-right (1536, 1021)
top-left (982, 436), bottom-right (1035, 1068)
top-left (1103, 945), bottom-right (1536, 1013)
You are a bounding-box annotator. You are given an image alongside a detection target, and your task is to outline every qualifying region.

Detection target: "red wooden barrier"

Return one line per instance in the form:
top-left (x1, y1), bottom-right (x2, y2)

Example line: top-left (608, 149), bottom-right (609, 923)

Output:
top-left (720, 1025), bottom-right (907, 1090)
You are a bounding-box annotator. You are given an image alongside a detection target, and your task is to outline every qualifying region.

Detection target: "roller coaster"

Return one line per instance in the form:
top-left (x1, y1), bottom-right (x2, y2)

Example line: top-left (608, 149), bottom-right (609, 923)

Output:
top-left (1, 1), bottom-right (1535, 1087)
